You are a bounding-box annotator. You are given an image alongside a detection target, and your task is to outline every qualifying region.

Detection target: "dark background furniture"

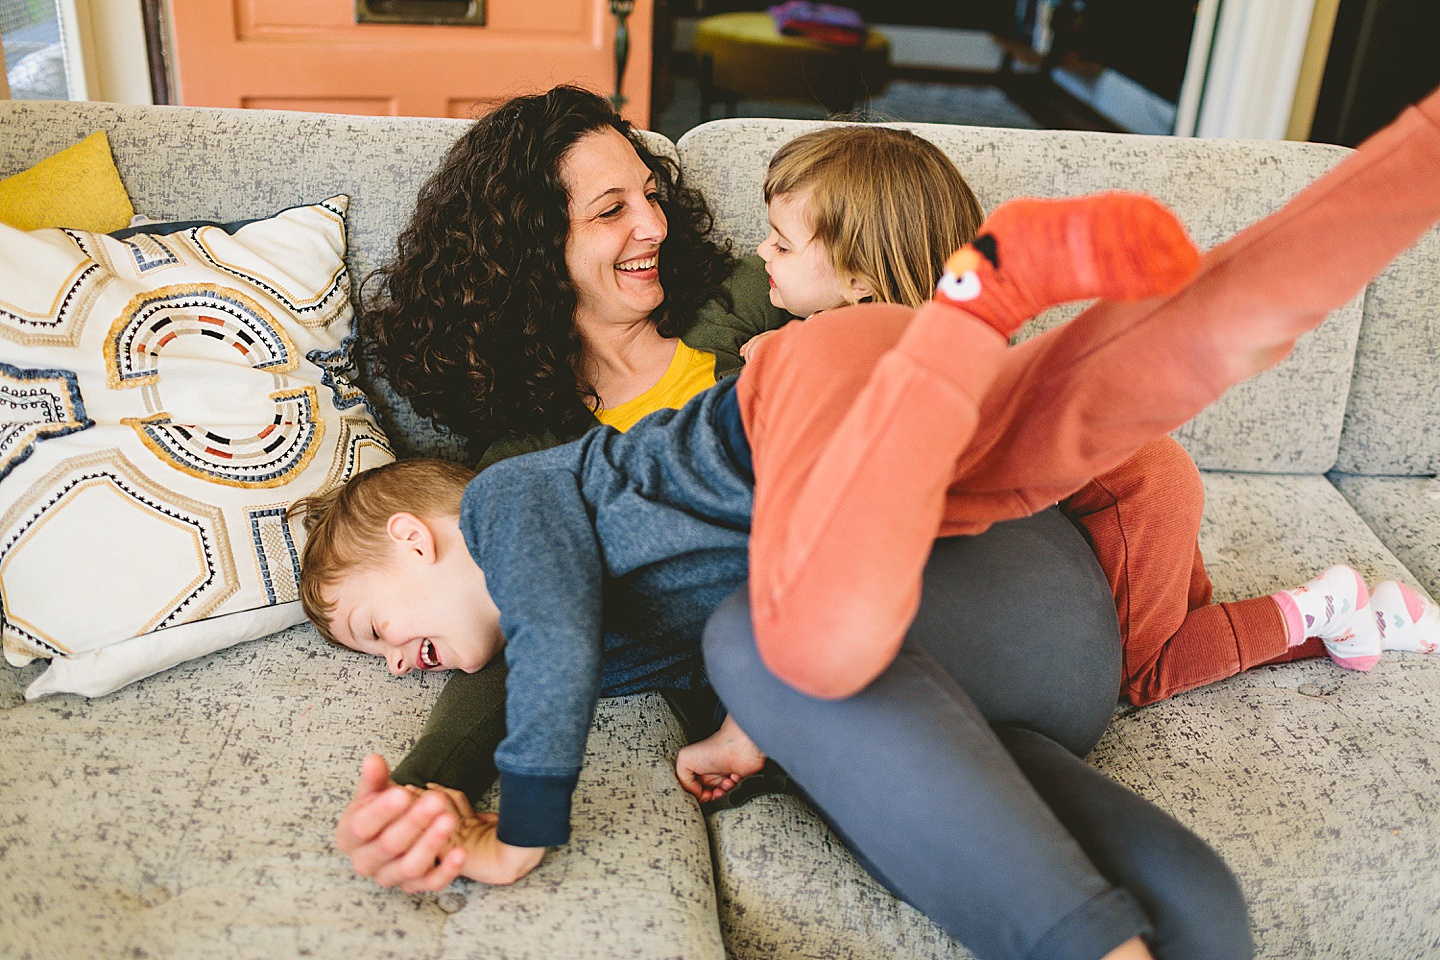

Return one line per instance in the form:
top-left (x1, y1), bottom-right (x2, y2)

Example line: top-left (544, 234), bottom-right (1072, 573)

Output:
top-left (669, 0), bottom-right (1012, 31)
top-left (1311, 0), bottom-right (1440, 146)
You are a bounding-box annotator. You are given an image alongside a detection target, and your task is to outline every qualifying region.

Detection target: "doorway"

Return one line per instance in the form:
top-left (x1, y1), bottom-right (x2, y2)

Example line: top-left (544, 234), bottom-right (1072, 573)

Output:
top-left (1310, 0), bottom-right (1440, 145)
top-left (1, 0), bottom-right (74, 100)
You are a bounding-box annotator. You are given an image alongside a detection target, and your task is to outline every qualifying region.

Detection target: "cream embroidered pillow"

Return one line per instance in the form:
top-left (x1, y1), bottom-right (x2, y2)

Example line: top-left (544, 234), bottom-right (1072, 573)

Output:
top-left (0, 196), bottom-right (394, 698)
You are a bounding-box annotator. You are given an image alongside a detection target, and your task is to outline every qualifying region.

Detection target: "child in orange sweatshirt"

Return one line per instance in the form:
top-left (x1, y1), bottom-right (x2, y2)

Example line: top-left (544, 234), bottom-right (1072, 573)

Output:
top-left (744, 123), bottom-right (1440, 708)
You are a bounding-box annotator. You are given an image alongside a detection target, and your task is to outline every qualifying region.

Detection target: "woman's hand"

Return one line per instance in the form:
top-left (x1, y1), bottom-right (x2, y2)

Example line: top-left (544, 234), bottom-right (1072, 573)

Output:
top-left (334, 755), bottom-right (468, 893)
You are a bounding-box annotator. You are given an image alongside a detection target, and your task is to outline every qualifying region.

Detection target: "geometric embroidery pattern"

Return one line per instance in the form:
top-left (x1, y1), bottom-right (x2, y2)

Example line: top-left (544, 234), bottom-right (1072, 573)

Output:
top-left (326, 415), bottom-right (397, 492)
top-left (72, 230), bottom-right (184, 277)
top-left (105, 283), bottom-right (297, 389)
top-left (0, 361), bottom-right (93, 483)
top-left (0, 250), bottom-right (108, 349)
top-left (308, 334), bottom-right (375, 416)
top-left (0, 449), bottom-right (237, 660)
top-left (120, 233), bottom-right (184, 274)
top-left (182, 198), bottom-right (350, 328)
top-left (125, 385), bottom-right (325, 489)
top-left (103, 283), bottom-right (324, 488)
top-left (248, 505), bottom-right (301, 605)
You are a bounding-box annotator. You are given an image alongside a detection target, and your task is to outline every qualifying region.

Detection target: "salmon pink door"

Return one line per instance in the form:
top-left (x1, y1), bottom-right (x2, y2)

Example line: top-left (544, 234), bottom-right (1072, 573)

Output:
top-left (167, 0), bottom-right (653, 126)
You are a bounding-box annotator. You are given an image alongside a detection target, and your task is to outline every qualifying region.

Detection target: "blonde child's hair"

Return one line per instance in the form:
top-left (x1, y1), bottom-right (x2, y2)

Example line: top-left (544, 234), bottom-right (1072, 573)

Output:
top-left (763, 126), bottom-right (984, 309)
top-left (288, 458), bottom-right (475, 644)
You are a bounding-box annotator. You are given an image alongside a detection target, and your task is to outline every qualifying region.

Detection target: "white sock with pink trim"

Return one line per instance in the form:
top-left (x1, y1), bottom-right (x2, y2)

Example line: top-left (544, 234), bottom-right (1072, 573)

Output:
top-left (1271, 565), bottom-right (1381, 671)
top-left (1371, 580), bottom-right (1440, 655)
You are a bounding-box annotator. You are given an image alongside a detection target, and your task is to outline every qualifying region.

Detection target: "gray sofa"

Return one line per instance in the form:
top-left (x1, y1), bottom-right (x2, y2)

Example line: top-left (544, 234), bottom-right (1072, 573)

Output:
top-left (2, 98), bottom-right (1438, 960)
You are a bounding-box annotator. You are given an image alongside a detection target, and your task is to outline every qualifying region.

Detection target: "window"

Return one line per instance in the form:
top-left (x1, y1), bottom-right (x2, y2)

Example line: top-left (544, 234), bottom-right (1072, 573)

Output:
top-left (1, 0), bottom-right (79, 100)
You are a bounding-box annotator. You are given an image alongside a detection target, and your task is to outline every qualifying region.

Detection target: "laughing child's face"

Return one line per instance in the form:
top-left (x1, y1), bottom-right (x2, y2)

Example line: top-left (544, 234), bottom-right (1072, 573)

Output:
top-left (757, 191), bottom-right (870, 318)
top-left (321, 513), bottom-right (504, 677)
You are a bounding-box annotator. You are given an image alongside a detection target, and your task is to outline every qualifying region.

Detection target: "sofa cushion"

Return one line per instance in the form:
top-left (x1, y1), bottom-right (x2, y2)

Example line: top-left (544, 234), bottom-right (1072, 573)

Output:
top-left (678, 118), bottom-right (1361, 475)
top-left (1330, 472), bottom-right (1440, 602)
top-left (707, 471), bottom-right (1440, 960)
top-left (1096, 651), bottom-right (1440, 960)
top-left (711, 795), bottom-right (975, 960)
top-left (1191, 472), bottom-right (1415, 599)
top-left (1333, 225), bottom-right (1440, 475)
top-left (0, 197), bottom-right (393, 699)
top-left (0, 633), bottom-right (726, 960)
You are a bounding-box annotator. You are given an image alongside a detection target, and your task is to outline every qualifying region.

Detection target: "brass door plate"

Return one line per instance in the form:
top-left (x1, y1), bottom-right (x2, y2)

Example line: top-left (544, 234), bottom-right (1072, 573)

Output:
top-left (355, 0), bottom-right (486, 26)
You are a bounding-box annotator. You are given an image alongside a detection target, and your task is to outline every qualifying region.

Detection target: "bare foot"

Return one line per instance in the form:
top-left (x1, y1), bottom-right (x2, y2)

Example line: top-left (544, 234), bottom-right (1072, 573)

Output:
top-left (1102, 936), bottom-right (1155, 960)
top-left (675, 716), bottom-right (767, 803)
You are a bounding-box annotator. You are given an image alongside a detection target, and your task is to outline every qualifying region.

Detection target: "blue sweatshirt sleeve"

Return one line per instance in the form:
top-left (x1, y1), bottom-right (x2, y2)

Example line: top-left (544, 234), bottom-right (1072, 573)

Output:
top-left (461, 456), bottom-right (606, 848)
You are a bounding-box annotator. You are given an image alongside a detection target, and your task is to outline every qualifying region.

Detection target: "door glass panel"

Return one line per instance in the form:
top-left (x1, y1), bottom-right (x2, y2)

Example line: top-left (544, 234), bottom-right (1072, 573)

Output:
top-left (1, 0), bottom-right (78, 100)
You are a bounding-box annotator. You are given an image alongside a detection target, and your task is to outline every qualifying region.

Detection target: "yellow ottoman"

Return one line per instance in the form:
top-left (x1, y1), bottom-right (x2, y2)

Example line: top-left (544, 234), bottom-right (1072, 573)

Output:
top-left (694, 11), bottom-right (890, 119)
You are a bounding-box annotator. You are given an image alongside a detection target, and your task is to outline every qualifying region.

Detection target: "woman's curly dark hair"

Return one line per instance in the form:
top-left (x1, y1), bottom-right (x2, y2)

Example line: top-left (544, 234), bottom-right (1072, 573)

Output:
top-left (361, 85), bottom-right (734, 449)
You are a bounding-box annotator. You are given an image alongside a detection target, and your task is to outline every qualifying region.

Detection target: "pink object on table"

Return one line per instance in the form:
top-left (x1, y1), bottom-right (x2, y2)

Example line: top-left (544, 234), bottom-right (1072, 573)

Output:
top-left (768, 1), bottom-right (868, 47)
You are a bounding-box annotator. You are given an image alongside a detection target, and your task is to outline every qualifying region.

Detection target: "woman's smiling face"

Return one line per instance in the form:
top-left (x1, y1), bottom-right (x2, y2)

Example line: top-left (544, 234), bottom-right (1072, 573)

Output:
top-left (561, 127), bottom-right (669, 330)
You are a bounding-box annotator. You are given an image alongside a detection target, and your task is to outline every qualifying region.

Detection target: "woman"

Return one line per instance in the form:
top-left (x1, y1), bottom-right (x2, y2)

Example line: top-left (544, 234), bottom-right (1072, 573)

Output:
top-left (340, 86), bottom-right (1255, 960)
top-left (350, 77), bottom-right (799, 852)
top-left (362, 85), bottom-right (784, 467)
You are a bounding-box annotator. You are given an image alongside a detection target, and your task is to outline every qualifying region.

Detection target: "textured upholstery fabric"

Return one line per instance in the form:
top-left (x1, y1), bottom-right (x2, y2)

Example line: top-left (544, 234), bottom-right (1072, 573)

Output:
top-left (1095, 653), bottom-right (1440, 960)
top-left (0, 636), bottom-right (725, 960)
top-left (1182, 473), bottom-right (1440, 941)
top-left (712, 795), bottom-right (976, 960)
top-left (1334, 229), bottom-right (1440, 475)
top-left (1331, 473), bottom-right (1440, 602)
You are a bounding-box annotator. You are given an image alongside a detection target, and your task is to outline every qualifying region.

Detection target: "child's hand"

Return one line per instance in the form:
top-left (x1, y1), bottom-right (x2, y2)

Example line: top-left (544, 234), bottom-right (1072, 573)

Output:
top-left (449, 808), bottom-right (547, 886)
top-left (409, 781), bottom-right (545, 885)
top-left (675, 715), bottom-right (768, 803)
top-left (334, 754), bottom-right (468, 893)
top-left (740, 329), bottom-right (779, 362)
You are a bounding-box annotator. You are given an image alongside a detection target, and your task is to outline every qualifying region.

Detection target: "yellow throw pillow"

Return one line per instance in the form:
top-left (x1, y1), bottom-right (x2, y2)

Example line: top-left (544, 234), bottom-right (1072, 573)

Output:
top-left (0, 130), bottom-right (135, 232)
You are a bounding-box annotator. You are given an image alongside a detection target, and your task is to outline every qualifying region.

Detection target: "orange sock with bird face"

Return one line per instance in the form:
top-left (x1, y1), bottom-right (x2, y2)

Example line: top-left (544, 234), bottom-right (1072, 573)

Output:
top-left (935, 192), bottom-right (1202, 337)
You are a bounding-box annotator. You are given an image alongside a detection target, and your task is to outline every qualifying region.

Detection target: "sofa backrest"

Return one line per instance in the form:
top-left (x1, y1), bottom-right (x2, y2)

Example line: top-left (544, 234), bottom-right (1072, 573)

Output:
top-left (1334, 229), bottom-right (1440, 476)
top-left (6, 101), bottom-right (1435, 477)
top-left (679, 117), bottom-right (1370, 475)
top-left (0, 99), bottom-right (675, 463)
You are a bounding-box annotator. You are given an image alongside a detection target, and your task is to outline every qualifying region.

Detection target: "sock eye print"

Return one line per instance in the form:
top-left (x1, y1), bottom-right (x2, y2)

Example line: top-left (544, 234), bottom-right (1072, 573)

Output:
top-left (937, 268), bottom-right (982, 302)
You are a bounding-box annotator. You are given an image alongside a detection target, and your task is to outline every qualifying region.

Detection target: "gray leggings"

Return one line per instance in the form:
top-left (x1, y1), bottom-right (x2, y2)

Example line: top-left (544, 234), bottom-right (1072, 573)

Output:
top-left (702, 507), bottom-right (1252, 960)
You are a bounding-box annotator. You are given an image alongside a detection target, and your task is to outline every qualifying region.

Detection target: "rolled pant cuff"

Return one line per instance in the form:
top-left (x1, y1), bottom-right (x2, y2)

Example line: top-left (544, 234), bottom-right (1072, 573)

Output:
top-left (1227, 594), bottom-right (1290, 670)
top-left (1028, 887), bottom-right (1152, 960)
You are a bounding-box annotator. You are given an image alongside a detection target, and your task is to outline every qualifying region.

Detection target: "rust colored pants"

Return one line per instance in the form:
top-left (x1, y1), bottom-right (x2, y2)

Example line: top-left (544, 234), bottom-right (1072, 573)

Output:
top-left (737, 87), bottom-right (1440, 700)
top-left (1063, 438), bottom-right (1325, 707)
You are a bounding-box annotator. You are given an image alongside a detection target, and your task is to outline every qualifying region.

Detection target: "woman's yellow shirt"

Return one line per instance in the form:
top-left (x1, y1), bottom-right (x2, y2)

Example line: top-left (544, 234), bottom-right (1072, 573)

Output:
top-left (594, 340), bottom-right (721, 432)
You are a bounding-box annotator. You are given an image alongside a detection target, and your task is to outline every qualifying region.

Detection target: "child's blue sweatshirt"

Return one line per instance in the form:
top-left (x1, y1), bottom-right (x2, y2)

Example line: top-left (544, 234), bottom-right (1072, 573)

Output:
top-left (460, 376), bottom-right (754, 847)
